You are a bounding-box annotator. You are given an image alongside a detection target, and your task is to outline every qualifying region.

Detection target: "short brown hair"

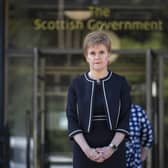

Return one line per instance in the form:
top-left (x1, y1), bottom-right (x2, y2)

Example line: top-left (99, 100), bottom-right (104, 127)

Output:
top-left (83, 31), bottom-right (111, 56)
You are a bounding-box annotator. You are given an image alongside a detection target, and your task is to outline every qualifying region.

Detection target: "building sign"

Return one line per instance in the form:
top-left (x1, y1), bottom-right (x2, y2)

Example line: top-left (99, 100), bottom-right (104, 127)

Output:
top-left (33, 6), bottom-right (163, 31)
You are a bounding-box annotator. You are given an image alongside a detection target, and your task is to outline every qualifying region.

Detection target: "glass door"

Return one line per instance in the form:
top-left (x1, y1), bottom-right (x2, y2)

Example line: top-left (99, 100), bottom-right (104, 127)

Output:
top-left (8, 48), bottom-right (163, 168)
top-left (35, 49), bottom-right (88, 168)
top-left (37, 48), bottom-right (154, 168)
top-left (157, 53), bottom-right (168, 168)
top-left (7, 48), bottom-right (167, 168)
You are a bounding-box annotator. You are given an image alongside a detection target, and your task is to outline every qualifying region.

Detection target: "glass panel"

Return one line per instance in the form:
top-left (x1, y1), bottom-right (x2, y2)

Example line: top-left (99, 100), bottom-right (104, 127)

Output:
top-left (164, 58), bottom-right (168, 166)
top-left (41, 53), bottom-right (88, 166)
top-left (8, 56), bottom-right (33, 168)
top-left (41, 51), bottom-right (147, 167)
top-left (109, 53), bottom-right (146, 106)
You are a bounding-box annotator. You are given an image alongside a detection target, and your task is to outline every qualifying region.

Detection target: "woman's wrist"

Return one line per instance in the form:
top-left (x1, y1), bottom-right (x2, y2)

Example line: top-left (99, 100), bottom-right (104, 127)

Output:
top-left (82, 144), bottom-right (91, 154)
top-left (108, 143), bottom-right (118, 153)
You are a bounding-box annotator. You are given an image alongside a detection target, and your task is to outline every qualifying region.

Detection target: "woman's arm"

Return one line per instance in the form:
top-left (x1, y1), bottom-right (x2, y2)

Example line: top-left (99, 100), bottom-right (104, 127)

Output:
top-left (115, 77), bottom-right (131, 135)
top-left (96, 132), bottom-right (125, 160)
top-left (73, 133), bottom-right (90, 153)
top-left (109, 132), bottom-right (125, 147)
top-left (66, 80), bottom-right (83, 139)
top-left (140, 107), bottom-right (153, 161)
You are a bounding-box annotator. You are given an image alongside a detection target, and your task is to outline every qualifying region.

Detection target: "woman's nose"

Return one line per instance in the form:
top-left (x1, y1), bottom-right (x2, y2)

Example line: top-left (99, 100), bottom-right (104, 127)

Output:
top-left (95, 53), bottom-right (100, 58)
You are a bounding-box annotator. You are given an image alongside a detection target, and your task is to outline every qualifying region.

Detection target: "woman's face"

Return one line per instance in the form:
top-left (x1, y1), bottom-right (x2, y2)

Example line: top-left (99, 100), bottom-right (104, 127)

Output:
top-left (85, 44), bottom-right (109, 72)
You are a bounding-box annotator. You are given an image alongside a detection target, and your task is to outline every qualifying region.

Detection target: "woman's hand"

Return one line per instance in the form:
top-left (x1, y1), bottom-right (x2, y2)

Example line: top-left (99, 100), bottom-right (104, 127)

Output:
top-left (141, 147), bottom-right (149, 161)
top-left (84, 147), bottom-right (105, 163)
top-left (73, 133), bottom-right (104, 162)
top-left (96, 146), bottom-right (113, 160)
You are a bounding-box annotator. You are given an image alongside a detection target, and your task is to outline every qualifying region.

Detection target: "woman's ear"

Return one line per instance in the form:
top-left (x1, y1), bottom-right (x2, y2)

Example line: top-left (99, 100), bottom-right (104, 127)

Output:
top-left (85, 55), bottom-right (89, 63)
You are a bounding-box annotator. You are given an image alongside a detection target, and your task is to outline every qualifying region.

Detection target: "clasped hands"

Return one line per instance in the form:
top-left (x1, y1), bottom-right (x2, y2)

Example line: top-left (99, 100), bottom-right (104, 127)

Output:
top-left (85, 146), bottom-right (114, 163)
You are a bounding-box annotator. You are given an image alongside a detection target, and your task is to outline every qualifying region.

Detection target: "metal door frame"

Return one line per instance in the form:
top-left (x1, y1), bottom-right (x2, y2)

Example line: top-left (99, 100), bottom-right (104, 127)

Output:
top-left (157, 51), bottom-right (168, 168)
top-left (33, 48), bottom-right (46, 168)
top-left (32, 48), bottom-right (39, 168)
top-left (7, 48), bottom-right (167, 168)
top-left (36, 48), bottom-right (155, 168)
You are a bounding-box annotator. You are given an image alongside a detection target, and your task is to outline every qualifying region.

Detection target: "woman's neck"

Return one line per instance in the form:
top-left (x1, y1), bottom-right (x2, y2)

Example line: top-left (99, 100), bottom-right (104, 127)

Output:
top-left (89, 70), bottom-right (108, 80)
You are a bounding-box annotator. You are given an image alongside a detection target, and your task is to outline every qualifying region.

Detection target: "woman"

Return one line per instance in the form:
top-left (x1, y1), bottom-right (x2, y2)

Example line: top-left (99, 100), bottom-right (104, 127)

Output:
top-left (126, 104), bottom-right (153, 168)
top-left (66, 31), bottom-right (131, 168)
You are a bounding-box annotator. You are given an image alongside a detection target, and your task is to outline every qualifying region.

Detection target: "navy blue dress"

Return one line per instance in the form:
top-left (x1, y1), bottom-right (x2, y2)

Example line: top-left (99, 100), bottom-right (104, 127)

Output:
top-left (72, 74), bottom-right (126, 168)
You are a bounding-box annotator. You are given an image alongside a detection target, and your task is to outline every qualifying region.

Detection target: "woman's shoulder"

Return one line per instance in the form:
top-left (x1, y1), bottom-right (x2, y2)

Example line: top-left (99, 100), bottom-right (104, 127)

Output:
top-left (111, 72), bottom-right (128, 84)
top-left (72, 73), bottom-right (86, 81)
top-left (69, 73), bottom-right (87, 86)
top-left (111, 72), bottom-right (126, 79)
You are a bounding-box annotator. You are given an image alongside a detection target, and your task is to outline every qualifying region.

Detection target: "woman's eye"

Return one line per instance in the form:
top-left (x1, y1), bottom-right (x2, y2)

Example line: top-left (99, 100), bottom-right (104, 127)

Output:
top-left (90, 51), bottom-right (96, 55)
top-left (100, 50), bottom-right (105, 54)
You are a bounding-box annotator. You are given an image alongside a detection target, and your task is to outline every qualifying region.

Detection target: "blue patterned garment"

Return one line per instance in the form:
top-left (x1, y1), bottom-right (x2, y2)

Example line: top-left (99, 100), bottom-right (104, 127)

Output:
top-left (126, 104), bottom-right (153, 168)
